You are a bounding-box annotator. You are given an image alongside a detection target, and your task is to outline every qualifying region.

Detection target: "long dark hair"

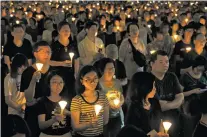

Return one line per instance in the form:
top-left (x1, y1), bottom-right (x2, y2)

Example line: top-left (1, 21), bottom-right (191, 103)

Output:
top-left (11, 53), bottom-right (29, 78)
top-left (126, 72), bottom-right (155, 107)
top-left (76, 65), bottom-right (100, 95)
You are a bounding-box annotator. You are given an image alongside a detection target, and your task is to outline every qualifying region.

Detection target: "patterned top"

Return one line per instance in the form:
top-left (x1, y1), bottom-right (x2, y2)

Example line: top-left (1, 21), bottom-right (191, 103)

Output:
top-left (70, 90), bottom-right (108, 137)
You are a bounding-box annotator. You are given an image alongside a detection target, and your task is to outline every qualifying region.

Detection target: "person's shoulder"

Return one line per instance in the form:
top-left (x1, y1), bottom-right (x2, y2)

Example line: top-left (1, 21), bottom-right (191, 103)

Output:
top-left (23, 39), bottom-right (32, 46)
top-left (165, 72), bottom-right (178, 79)
top-left (4, 73), bottom-right (13, 82)
top-left (22, 66), bottom-right (35, 75)
top-left (72, 95), bottom-right (82, 100)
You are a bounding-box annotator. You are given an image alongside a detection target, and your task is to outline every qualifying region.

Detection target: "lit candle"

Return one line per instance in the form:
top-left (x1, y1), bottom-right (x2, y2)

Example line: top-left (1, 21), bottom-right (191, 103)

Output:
top-left (155, 14), bottom-right (157, 17)
top-left (59, 101), bottom-right (67, 115)
top-left (190, 2), bottom-right (194, 6)
top-left (97, 3), bottom-right (99, 6)
top-left (69, 52), bottom-right (74, 62)
top-left (114, 98), bottom-right (120, 106)
top-left (66, 8), bottom-right (69, 10)
top-left (62, 10), bottom-right (64, 13)
top-left (36, 63), bottom-right (43, 82)
top-left (29, 5), bottom-right (31, 8)
top-left (185, 18), bottom-right (189, 23)
top-left (34, 8), bottom-right (36, 11)
top-left (94, 104), bottom-right (102, 116)
top-left (72, 17), bottom-right (75, 22)
top-left (37, 15), bottom-right (41, 19)
top-left (90, 9), bottom-right (92, 12)
top-left (205, 7), bottom-right (207, 10)
top-left (35, 2), bottom-right (37, 4)
top-left (25, 12), bottom-right (28, 15)
top-left (136, 9), bottom-right (138, 11)
top-left (89, 14), bottom-right (92, 18)
top-left (173, 35), bottom-right (178, 41)
top-left (150, 50), bottom-right (156, 54)
top-left (49, 2), bottom-right (51, 5)
top-left (10, 14), bottom-right (13, 17)
top-left (117, 26), bottom-right (120, 31)
top-left (16, 20), bottom-right (20, 24)
top-left (127, 14), bottom-right (131, 18)
top-left (175, 13), bottom-right (178, 17)
top-left (186, 47), bottom-right (192, 52)
top-left (163, 121), bottom-right (172, 134)
top-left (147, 24), bottom-right (151, 28)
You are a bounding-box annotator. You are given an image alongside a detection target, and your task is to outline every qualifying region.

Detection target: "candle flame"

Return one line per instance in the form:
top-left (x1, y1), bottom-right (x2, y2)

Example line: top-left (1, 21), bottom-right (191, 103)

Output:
top-left (114, 99), bottom-right (120, 106)
top-left (150, 50), bottom-right (156, 54)
top-left (36, 63), bottom-right (43, 71)
top-left (16, 20), bottom-right (20, 24)
top-left (186, 47), bottom-right (191, 52)
top-left (163, 122), bottom-right (172, 133)
top-left (59, 101), bottom-right (67, 114)
top-left (94, 104), bottom-right (102, 116)
top-left (69, 52), bottom-right (74, 60)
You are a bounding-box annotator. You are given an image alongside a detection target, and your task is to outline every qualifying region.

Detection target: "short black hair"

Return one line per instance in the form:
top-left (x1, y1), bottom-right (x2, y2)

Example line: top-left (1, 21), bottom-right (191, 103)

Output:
top-left (127, 23), bottom-right (139, 33)
top-left (11, 53), bottom-right (29, 78)
top-left (153, 29), bottom-right (163, 38)
top-left (97, 58), bottom-right (115, 77)
top-left (57, 21), bottom-right (70, 32)
top-left (33, 41), bottom-right (50, 53)
top-left (85, 20), bottom-right (97, 30)
top-left (150, 50), bottom-right (168, 63)
top-left (170, 20), bottom-right (179, 27)
top-left (192, 56), bottom-right (207, 69)
top-left (200, 15), bottom-right (206, 20)
top-left (11, 24), bottom-right (24, 32)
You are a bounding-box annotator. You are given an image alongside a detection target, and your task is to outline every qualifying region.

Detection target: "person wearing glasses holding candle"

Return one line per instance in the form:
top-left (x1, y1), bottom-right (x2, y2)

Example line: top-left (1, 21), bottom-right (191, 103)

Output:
top-left (98, 58), bottom-right (124, 137)
top-left (125, 72), bottom-right (169, 137)
top-left (50, 21), bottom-right (79, 97)
top-left (3, 24), bottom-right (33, 71)
top-left (37, 71), bottom-right (72, 137)
top-left (20, 41), bottom-right (54, 137)
top-left (71, 65), bottom-right (109, 137)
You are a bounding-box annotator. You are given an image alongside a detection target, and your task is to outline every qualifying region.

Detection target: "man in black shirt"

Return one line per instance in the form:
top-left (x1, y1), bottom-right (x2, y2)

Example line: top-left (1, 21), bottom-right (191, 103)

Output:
top-left (150, 50), bottom-right (184, 137)
top-left (20, 41), bottom-right (54, 137)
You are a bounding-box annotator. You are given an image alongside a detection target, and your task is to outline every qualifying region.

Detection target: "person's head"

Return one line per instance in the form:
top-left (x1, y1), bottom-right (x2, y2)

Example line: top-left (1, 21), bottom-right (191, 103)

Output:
top-left (197, 23), bottom-right (207, 36)
top-left (79, 11), bottom-right (86, 21)
top-left (106, 44), bottom-right (118, 60)
top-left (127, 72), bottom-right (156, 105)
top-left (144, 11), bottom-right (150, 22)
top-left (127, 23), bottom-right (139, 38)
top-left (44, 18), bottom-right (53, 30)
top-left (150, 50), bottom-right (169, 74)
top-left (15, 9), bottom-right (23, 19)
top-left (193, 33), bottom-right (206, 49)
top-left (45, 70), bottom-right (66, 96)
top-left (199, 16), bottom-right (206, 25)
top-left (85, 21), bottom-right (98, 37)
top-left (183, 25), bottom-right (194, 39)
top-left (33, 41), bottom-right (51, 64)
top-left (3, 114), bottom-right (31, 137)
top-left (11, 24), bottom-right (25, 40)
top-left (113, 16), bottom-right (121, 27)
top-left (29, 17), bottom-right (37, 28)
top-left (36, 4), bottom-right (42, 13)
top-left (100, 15), bottom-right (106, 26)
top-left (179, 13), bottom-right (187, 24)
top-left (192, 56), bottom-right (206, 75)
top-left (116, 125), bottom-right (147, 137)
top-left (161, 23), bottom-right (170, 34)
top-left (153, 30), bottom-right (164, 41)
top-left (98, 58), bottom-right (115, 79)
top-left (10, 53), bottom-right (28, 78)
top-left (27, 10), bottom-right (33, 18)
top-left (57, 21), bottom-right (71, 39)
top-left (76, 65), bottom-right (99, 94)
top-left (171, 20), bottom-right (179, 32)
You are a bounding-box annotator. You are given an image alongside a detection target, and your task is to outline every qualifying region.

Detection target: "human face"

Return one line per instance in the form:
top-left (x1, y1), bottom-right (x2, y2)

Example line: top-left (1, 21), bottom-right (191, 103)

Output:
top-left (59, 25), bottom-right (71, 39)
top-left (200, 18), bottom-right (206, 25)
top-left (156, 33), bottom-right (164, 41)
top-left (100, 17), bottom-right (106, 26)
top-left (129, 25), bottom-right (139, 38)
top-left (146, 82), bottom-right (156, 99)
top-left (17, 65), bottom-right (27, 75)
top-left (172, 23), bottom-right (179, 32)
top-left (50, 75), bottom-right (64, 95)
top-left (194, 34), bottom-right (206, 49)
top-left (87, 25), bottom-right (97, 37)
top-left (114, 20), bottom-right (120, 27)
top-left (34, 46), bottom-right (51, 64)
top-left (151, 55), bottom-right (169, 73)
top-left (104, 63), bottom-right (115, 79)
top-left (82, 71), bottom-right (99, 91)
top-left (199, 26), bottom-right (207, 36)
top-left (184, 28), bottom-right (194, 38)
top-left (12, 27), bottom-right (25, 40)
top-left (193, 66), bottom-right (205, 76)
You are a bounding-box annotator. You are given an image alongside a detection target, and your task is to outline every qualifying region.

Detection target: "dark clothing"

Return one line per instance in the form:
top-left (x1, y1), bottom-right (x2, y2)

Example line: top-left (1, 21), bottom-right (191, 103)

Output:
top-left (125, 98), bottom-right (162, 134)
top-left (3, 39), bottom-right (33, 60)
top-left (33, 11), bottom-right (45, 35)
top-left (76, 20), bottom-right (85, 33)
top-left (37, 97), bottom-right (71, 135)
top-left (115, 59), bottom-right (127, 80)
top-left (193, 122), bottom-right (207, 137)
top-left (106, 116), bottom-right (122, 137)
top-left (26, 27), bottom-right (38, 42)
top-left (174, 40), bottom-right (192, 58)
top-left (74, 134), bottom-right (104, 137)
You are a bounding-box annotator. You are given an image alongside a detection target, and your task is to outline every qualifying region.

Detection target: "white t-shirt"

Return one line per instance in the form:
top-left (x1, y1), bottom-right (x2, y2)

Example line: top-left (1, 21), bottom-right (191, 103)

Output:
top-left (4, 74), bottom-right (26, 117)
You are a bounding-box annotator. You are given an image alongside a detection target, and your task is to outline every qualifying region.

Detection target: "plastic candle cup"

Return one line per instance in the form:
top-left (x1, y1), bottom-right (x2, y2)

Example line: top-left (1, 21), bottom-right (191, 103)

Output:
top-left (36, 63), bottom-right (43, 82)
top-left (69, 52), bottom-right (74, 63)
top-left (59, 101), bottom-right (67, 115)
top-left (186, 47), bottom-right (192, 52)
top-left (163, 121), bottom-right (172, 133)
top-left (94, 104), bottom-right (102, 116)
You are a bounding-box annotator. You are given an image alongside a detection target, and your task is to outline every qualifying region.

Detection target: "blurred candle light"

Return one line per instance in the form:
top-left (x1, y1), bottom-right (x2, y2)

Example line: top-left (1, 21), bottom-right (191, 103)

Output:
top-left (94, 104), bottom-right (102, 116)
top-left (25, 12), bottom-right (28, 15)
top-left (163, 122), bottom-right (172, 134)
top-left (150, 50), bottom-right (156, 54)
top-left (69, 52), bottom-right (74, 62)
top-left (147, 24), bottom-right (151, 28)
top-left (128, 14), bottom-right (131, 18)
top-left (16, 20), bottom-right (20, 24)
top-left (173, 34), bottom-right (178, 40)
top-left (185, 18), bottom-right (189, 23)
top-left (59, 101), bottom-right (67, 115)
top-left (186, 47), bottom-right (192, 52)
top-left (114, 98), bottom-right (120, 106)
top-left (97, 3), bottom-right (99, 6)
top-left (10, 14), bottom-right (13, 17)
top-left (72, 17), bottom-right (75, 22)
top-left (36, 63), bottom-right (43, 82)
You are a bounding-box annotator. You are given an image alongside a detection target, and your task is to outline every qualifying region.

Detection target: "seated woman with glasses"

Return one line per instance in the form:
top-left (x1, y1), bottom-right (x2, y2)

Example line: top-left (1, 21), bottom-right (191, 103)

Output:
top-left (71, 65), bottom-right (109, 137)
top-left (37, 70), bottom-right (72, 137)
top-left (125, 72), bottom-right (169, 137)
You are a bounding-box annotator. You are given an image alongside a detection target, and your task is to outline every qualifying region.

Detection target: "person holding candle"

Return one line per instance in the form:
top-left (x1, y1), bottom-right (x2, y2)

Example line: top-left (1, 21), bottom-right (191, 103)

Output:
top-left (3, 24), bottom-right (33, 71)
top-left (20, 41), bottom-right (54, 137)
top-left (125, 72), bottom-right (169, 137)
top-left (4, 53), bottom-right (28, 118)
top-left (50, 21), bottom-right (79, 97)
top-left (37, 70), bottom-right (72, 137)
top-left (71, 65), bottom-right (109, 137)
top-left (98, 58), bottom-right (125, 137)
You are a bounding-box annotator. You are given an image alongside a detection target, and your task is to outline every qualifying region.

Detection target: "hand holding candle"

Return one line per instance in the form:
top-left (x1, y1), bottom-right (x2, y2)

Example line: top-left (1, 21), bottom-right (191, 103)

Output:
top-left (113, 98), bottom-right (120, 106)
top-left (163, 121), bottom-right (172, 134)
top-left (59, 101), bottom-right (67, 115)
top-left (36, 63), bottom-right (43, 82)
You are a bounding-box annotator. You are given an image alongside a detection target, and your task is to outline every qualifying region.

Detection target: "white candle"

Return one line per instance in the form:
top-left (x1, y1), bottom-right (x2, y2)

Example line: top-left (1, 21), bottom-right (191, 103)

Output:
top-left (36, 63), bottom-right (43, 82)
top-left (69, 52), bottom-right (74, 62)
top-left (114, 98), bottom-right (120, 106)
top-left (150, 50), bottom-right (156, 54)
top-left (128, 15), bottom-right (131, 18)
top-left (10, 14), bottom-right (13, 17)
top-left (72, 17), bottom-right (75, 22)
top-left (147, 24), bottom-right (151, 28)
top-left (94, 104), bottom-right (102, 116)
top-left (186, 47), bottom-right (192, 52)
top-left (59, 101), bottom-right (67, 115)
top-left (163, 121), bottom-right (172, 133)
top-left (16, 20), bottom-right (20, 24)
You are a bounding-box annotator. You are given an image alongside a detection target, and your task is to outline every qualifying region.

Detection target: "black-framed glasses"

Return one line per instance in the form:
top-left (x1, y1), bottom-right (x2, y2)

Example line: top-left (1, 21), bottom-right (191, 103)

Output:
top-left (83, 78), bottom-right (99, 83)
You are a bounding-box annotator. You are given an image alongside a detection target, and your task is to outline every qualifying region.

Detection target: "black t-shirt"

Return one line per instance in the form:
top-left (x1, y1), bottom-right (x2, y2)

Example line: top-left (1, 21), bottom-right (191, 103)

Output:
top-left (193, 123), bottom-right (207, 137)
top-left (104, 32), bottom-right (116, 47)
top-left (115, 59), bottom-right (127, 79)
top-left (3, 39), bottom-right (33, 60)
top-left (174, 40), bottom-right (192, 58)
top-left (26, 27), bottom-right (38, 42)
top-left (37, 96), bottom-right (71, 135)
top-left (76, 20), bottom-right (85, 33)
top-left (20, 66), bottom-right (55, 99)
top-left (155, 72), bottom-right (183, 101)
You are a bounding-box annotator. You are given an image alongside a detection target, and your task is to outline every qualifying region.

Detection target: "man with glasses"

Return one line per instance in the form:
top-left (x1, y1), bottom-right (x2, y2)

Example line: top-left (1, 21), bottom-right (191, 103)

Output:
top-left (20, 41), bottom-right (54, 137)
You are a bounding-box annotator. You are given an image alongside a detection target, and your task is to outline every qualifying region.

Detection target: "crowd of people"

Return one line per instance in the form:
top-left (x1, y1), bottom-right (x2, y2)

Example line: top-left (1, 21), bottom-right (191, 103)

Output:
top-left (1, 1), bottom-right (207, 137)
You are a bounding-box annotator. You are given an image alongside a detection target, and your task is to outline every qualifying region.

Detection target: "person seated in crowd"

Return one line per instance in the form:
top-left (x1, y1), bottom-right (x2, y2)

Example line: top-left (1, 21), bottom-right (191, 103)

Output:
top-left (196, 23), bottom-right (206, 36)
top-left (199, 16), bottom-right (206, 26)
top-left (98, 58), bottom-right (125, 137)
top-left (20, 41), bottom-right (54, 137)
top-left (3, 114), bottom-right (32, 137)
top-left (78, 21), bottom-right (105, 68)
top-left (180, 56), bottom-right (207, 137)
top-left (71, 65), bottom-right (109, 137)
top-left (42, 18), bottom-right (54, 45)
top-left (37, 70), bottom-right (72, 137)
top-left (26, 17), bottom-right (38, 44)
top-left (116, 125), bottom-right (148, 137)
top-left (170, 20), bottom-right (181, 43)
top-left (76, 11), bottom-right (87, 33)
top-left (125, 72), bottom-right (169, 137)
top-left (119, 23), bottom-right (147, 80)
top-left (3, 24), bottom-right (33, 71)
top-left (150, 50), bottom-right (184, 137)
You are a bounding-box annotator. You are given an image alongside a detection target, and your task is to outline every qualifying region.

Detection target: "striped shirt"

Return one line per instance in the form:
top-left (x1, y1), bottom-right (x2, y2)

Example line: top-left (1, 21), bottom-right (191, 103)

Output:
top-left (71, 90), bottom-right (108, 137)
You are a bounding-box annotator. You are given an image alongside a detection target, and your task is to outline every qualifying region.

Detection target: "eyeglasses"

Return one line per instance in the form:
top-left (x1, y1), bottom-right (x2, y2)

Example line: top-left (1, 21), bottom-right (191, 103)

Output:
top-left (50, 81), bottom-right (64, 86)
top-left (83, 78), bottom-right (99, 83)
top-left (36, 50), bottom-right (52, 55)
top-left (106, 67), bottom-right (115, 72)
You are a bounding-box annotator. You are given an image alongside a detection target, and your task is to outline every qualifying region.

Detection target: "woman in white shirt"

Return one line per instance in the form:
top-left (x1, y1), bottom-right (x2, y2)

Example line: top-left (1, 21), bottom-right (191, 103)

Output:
top-left (4, 53), bottom-right (28, 117)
